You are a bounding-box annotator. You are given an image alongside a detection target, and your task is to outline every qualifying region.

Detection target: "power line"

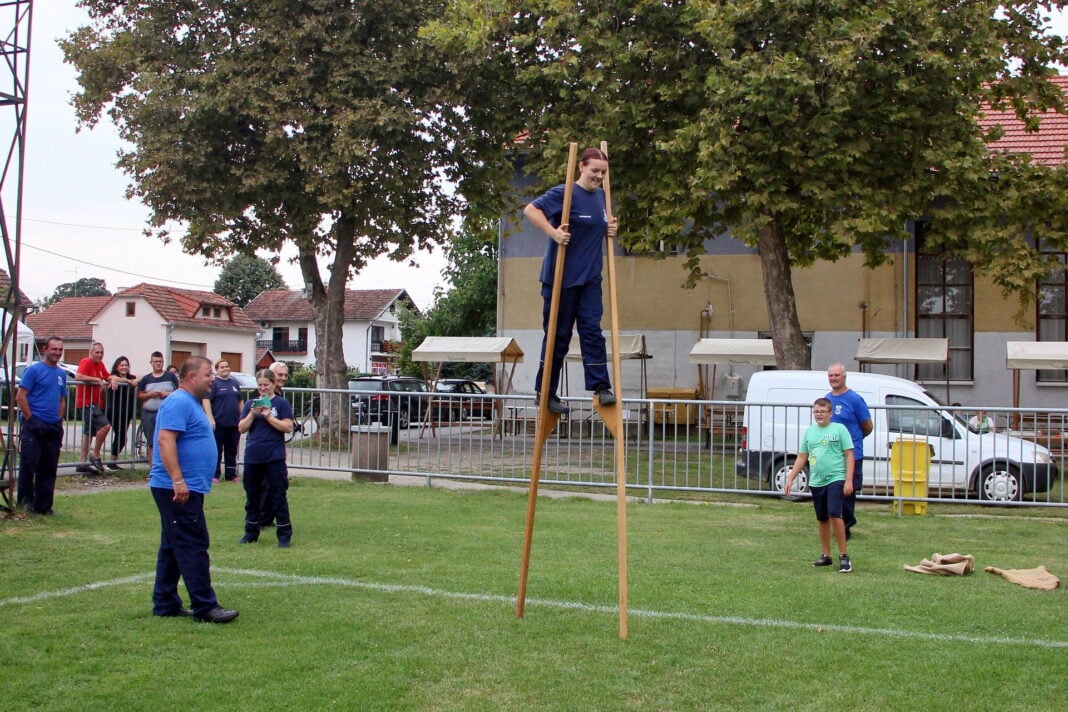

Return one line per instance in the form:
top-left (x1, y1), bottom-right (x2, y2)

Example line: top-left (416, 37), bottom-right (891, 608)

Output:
top-left (22, 217), bottom-right (143, 231)
top-left (19, 240), bottom-right (216, 289)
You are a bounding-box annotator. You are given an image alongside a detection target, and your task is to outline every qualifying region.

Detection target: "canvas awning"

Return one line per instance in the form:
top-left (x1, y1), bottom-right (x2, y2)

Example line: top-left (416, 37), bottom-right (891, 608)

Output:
top-left (564, 333), bottom-right (649, 361)
top-left (856, 338), bottom-right (948, 364)
top-left (1005, 341), bottom-right (1068, 370)
top-left (687, 338), bottom-right (777, 366)
top-left (412, 336), bottom-right (524, 363)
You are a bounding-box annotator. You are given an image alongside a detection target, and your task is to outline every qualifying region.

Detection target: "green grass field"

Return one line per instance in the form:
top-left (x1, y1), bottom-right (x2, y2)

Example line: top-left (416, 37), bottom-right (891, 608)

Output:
top-left (2, 478), bottom-right (1066, 711)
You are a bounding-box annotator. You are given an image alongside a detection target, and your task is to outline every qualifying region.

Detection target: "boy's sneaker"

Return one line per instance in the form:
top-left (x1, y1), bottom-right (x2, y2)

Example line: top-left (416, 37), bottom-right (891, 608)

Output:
top-left (838, 554), bottom-right (853, 573)
top-left (90, 456), bottom-right (107, 474)
top-left (812, 554), bottom-right (833, 567)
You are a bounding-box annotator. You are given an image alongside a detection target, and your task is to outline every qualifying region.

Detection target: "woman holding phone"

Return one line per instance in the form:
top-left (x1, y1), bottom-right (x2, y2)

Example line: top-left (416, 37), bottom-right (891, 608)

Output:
top-left (237, 368), bottom-right (294, 547)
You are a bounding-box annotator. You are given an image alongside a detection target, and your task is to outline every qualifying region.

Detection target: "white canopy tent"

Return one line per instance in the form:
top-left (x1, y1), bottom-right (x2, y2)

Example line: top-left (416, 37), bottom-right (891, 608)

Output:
top-left (0, 309), bottom-right (34, 363)
top-left (412, 336), bottom-right (524, 365)
top-left (687, 338), bottom-right (777, 400)
top-left (856, 337), bottom-right (949, 365)
top-left (561, 333), bottom-right (650, 399)
top-left (688, 338), bottom-right (777, 366)
top-left (856, 337), bottom-right (950, 401)
top-left (1005, 341), bottom-right (1068, 410)
top-left (411, 336), bottom-right (525, 437)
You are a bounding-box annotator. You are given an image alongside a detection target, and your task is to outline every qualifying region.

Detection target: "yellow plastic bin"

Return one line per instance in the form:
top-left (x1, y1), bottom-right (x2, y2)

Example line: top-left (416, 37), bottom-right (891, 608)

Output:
top-left (890, 437), bottom-right (932, 515)
top-left (648, 388), bottom-right (698, 425)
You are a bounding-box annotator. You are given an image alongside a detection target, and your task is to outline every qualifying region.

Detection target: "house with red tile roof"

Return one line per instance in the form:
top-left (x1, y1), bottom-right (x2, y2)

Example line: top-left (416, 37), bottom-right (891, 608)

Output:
top-left (244, 288), bottom-right (417, 373)
top-left (88, 283), bottom-right (258, 374)
top-left (26, 296), bottom-right (112, 363)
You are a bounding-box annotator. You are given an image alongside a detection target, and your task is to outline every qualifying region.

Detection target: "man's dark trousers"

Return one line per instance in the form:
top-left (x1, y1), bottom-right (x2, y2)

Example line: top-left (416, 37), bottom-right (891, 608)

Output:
top-left (151, 488), bottom-right (219, 616)
top-left (17, 417), bottom-right (63, 513)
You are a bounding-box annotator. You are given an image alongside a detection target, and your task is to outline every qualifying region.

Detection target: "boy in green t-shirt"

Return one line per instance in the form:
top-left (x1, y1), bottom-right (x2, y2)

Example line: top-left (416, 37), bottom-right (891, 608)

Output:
top-left (785, 398), bottom-right (855, 573)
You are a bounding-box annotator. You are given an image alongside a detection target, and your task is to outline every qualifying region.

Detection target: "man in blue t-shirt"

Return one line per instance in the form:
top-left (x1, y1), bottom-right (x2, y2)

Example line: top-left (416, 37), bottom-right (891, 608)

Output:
top-left (148, 356), bottom-right (238, 624)
top-left (524, 147), bottom-right (620, 415)
top-left (826, 363), bottom-right (874, 539)
top-left (16, 336), bottom-right (68, 514)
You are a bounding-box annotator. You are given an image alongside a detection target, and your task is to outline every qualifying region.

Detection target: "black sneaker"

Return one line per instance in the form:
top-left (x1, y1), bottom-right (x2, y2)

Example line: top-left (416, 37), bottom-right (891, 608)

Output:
top-left (839, 554), bottom-right (853, 573)
top-left (90, 456), bottom-right (107, 474)
top-left (110, 463), bottom-right (125, 471)
top-left (812, 555), bottom-right (833, 567)
top-left (75, 465), bottom-right (95, 475)
top-left (595, 389), bottom-right (616, 407)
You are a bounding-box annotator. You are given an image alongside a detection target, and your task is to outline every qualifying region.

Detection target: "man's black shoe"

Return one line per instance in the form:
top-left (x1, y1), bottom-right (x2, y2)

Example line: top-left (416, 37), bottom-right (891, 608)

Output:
top-left (193, 606), bottom-right (239, 624)
top-left (110, 462), bottom-right (125, 470)
top-left (595, 389), bottom-right (616, 407)
top-left (75, 465), bottom-right (95, 475)
top-left (155, 607), bottom-right (193, 618)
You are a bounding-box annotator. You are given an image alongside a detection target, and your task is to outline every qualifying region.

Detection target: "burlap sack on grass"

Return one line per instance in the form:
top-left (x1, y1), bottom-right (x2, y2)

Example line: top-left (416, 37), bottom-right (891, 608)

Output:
top-left (984, 565), bottom-right (1061, 591)
top-left (903, 552), bottom-right (975, 576)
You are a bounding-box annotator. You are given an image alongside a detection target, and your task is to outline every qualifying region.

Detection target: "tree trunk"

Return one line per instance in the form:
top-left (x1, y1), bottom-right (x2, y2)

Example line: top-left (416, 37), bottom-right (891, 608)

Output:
top-left (299, 216), bottom-right (358, 445)
top-left (757, 222), bottom-right (811, 370)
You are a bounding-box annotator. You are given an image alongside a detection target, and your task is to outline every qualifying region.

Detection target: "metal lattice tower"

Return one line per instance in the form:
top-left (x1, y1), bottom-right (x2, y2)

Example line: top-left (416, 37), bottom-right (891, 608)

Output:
top-left (0, 0), bottom-right (32, 511)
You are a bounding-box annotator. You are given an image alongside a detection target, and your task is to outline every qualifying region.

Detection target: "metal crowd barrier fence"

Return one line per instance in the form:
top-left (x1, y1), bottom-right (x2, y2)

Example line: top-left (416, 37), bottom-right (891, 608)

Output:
top-left (10, 385), bottom-right (1065, 509)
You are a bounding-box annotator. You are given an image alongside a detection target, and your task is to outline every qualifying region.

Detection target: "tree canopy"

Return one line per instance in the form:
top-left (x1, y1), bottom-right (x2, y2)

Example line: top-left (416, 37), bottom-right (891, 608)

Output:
top-left (427, 0), bottom-right (1068, 368)
top-left (213, 254), bottom-right (287, 308)
top-left (61, 0), bottom-right (511, 390)
top-left (397, 221), bottom-right (498, 376)
top-left (40, 277), bottom-right (110, 309)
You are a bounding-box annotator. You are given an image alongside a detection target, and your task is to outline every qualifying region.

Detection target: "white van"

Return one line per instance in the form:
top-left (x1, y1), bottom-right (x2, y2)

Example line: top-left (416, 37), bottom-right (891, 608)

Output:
top-left (736, 370), bottom-right (1059, 503)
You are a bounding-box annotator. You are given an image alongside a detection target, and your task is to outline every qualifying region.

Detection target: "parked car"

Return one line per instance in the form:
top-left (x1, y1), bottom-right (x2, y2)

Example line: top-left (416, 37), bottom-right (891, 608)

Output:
top-left (349, 376), bottom-right (432, 435)
top-left (2, 361), bottom-right (79, 417)
top-left (434, 379), bottom-right (493, 420)
top-left (736, 370), bottom-right (1059, 502)
top-left (228, 371), bottom-right (260, 396)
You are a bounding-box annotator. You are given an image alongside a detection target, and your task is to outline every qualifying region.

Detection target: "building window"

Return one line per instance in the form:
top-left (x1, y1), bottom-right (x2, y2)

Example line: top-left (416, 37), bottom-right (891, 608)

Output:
top-left (916, 225), bottom-right (973, 382)
top-left (1037, 243), bottom-right (1067, 383)
top-left (371, 325), bottom-right (385, 353)
top-left (125, 302), bottom-right (136, 317)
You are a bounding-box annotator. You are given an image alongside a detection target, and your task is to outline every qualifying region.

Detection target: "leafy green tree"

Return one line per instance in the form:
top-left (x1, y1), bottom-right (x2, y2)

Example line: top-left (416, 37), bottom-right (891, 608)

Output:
top-left (40, 277), bottom-right (110, 309)
top-left (396, 222), bottom-right (498, 376)
top-left (429, 0), bottom-right (1068, 368)
top-left (61, 1), bottom-right (503, 404)
top-left (213, 255), bottom-right (287, 308)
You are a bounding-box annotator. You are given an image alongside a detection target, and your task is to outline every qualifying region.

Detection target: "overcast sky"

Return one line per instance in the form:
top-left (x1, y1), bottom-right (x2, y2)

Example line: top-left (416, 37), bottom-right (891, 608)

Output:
top-left (14, 3), bottom-right (448, 310)
top-left (11, 5), bottom-right (1068, 311)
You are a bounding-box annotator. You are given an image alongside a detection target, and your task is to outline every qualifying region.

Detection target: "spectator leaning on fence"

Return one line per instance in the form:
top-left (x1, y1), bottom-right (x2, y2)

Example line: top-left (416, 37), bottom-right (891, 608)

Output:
top-left (138, 352), bottom-right (179, 463)
top-left (75, 342), bottom-right (114, 474)
top-left (104, 355), bottom-right (139, 468)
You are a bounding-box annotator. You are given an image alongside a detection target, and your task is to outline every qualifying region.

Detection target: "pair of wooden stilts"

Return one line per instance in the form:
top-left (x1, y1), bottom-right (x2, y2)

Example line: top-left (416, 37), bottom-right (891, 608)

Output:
top-left (515, 142), bottom-right (629, 640)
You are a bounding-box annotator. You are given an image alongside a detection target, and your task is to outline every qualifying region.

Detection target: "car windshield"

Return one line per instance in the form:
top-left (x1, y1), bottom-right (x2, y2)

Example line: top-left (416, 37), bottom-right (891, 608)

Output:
top-left (349, 380), bottom-right (383, 391)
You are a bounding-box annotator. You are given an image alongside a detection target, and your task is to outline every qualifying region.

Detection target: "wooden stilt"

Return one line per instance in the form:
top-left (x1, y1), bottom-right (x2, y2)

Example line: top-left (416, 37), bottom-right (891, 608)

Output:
top-left (517, 143), bottom-right (578, 618)
top-left (594, 140), bottom-right (629, 640)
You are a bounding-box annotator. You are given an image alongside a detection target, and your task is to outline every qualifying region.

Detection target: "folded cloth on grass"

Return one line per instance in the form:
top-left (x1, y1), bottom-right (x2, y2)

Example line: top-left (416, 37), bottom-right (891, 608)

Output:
top-left (904, 552), bottom-right (974, 576)
top-left (983, 565), bottom-right (1061, 590)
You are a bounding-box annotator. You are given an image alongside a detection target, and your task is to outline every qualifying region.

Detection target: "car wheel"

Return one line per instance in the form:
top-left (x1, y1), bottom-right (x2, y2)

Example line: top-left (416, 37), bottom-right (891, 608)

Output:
top-left (977, 463), bottom-right (1022, 503)
top-left (771, 457), bottom-right (808, 499)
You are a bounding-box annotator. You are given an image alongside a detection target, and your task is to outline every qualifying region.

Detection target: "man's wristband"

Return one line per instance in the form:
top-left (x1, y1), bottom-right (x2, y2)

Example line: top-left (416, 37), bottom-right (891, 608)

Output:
top-left (173, 479), bottom-right (185, 486)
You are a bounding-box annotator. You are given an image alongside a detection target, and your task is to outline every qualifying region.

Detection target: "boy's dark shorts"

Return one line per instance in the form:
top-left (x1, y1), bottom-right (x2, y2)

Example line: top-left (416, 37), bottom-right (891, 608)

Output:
top-left (81, 404), bottom-right (111, 437)
top-left (810, 480), bottom-right (846, 522)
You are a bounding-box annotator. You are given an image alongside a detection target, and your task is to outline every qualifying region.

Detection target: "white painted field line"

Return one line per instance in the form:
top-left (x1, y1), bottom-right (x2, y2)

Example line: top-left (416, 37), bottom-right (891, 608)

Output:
top-left (4, 567), bottom-right (1065, 649)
